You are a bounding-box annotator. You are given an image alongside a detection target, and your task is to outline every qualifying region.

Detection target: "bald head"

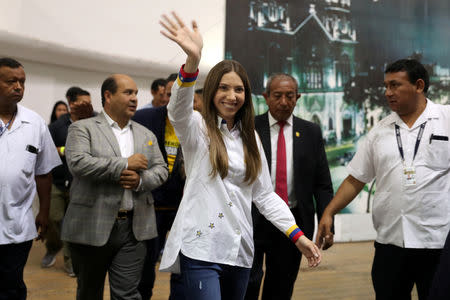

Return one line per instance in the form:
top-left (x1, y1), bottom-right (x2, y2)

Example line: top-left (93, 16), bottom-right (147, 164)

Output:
top-left (102, 74), bottom-right (138, 127)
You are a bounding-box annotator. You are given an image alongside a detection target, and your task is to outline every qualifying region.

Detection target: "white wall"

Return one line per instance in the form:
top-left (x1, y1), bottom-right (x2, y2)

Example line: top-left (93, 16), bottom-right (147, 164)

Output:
top-left (0, 0), bottom-right (226, 119)
top-left (0, 0), bottom-right (226, 72)
top-left (19, 59), bottom-right (156, 120)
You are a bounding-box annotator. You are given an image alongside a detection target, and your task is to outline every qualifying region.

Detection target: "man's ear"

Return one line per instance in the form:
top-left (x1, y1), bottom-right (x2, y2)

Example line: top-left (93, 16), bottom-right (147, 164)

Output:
top-left (263, 92), bottom-right (269, 104)
top-left (104, 90), bottom-right (112, 105)
top-left (415, 79), bottom-right (425, 93)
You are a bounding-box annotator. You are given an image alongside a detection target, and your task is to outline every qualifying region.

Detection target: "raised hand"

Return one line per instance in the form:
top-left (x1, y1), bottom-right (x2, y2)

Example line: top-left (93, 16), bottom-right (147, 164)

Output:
top-left (160, 12), bottom-right (203, 73)
top-left (295, 235), bottom-right (322, 268)
top-left (71, 100), bottom-right (93, 120)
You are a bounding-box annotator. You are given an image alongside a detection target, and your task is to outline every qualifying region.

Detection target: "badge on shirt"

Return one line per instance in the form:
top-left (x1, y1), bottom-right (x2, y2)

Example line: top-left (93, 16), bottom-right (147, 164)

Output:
top-left (403, 166), bottom-right (416, 186)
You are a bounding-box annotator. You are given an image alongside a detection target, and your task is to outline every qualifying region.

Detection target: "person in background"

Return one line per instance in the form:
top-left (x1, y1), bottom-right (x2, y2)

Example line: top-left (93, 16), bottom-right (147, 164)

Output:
top-left (193, 88), bottom-right (203, 113)
top-left (141, 78), bottom-right (167, 109)
top-left (163, 73), bottom-right (178, 104)
top-left (317, 59), bottom-right (450, 300)
top-left (158, 13), bottom-right (321, 300)
top-left (133, 75), bottom-right (203, 300)
top-left (50, 100), bottom-right (68, 124)
top-left (134, 97), bottom-right (186, 299)
top-left (245, 73), bottom-right (333, 300)
top-left (0, 57), bottom-right (61, 299)
top-left (41, 87), bottom-right (94, 277)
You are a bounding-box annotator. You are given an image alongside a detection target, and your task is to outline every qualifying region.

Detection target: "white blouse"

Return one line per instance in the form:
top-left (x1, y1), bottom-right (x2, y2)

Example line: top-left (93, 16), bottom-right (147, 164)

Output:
top-left (159, 69), bottom-right (302, 273)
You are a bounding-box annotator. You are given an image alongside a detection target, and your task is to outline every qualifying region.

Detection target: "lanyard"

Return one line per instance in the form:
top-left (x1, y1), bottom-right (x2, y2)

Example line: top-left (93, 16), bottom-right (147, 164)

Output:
top-left (0, 111), bottom-right (16, 137)
top-left (395, 121), bottom-right (426, 163)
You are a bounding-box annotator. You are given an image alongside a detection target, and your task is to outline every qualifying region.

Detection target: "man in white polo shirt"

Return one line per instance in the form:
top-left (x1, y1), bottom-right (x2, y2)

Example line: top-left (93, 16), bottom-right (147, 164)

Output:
top-left (316, 58), bottom-right (450, 300)
top-left (0, 57), bottom-right (61, 299)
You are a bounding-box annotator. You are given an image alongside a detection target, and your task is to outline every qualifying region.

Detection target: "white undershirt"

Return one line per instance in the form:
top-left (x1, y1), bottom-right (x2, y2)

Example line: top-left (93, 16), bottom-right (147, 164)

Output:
top-left (103, 111), bottom-right (134, 210)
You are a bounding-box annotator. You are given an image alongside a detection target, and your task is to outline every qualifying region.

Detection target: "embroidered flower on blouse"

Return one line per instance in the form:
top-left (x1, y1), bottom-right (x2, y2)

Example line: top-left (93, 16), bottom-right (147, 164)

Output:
top-left (209, 223), bottom-right (215, 229)
top-left (218, 213), bottom-right (224, 219)
top-left (228, 202), bottom-right (233, 207)
top-left (196, 230), bottom-right (202, 237)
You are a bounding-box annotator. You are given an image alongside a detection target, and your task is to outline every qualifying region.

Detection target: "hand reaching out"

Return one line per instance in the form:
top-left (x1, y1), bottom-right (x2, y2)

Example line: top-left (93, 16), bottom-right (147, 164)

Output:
top-left (295, 235), bottom-right (322, 268)
top-left (315, 213), bottom-right (334, 250)
top-left (160, 12), bottom-right (203, 73)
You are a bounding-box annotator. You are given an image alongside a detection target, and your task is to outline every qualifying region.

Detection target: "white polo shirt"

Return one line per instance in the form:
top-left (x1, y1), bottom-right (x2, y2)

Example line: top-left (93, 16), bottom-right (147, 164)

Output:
top-left (0, 105), bottom-right (61, 244)
top-left (347, 99), bottom-right (450, 249)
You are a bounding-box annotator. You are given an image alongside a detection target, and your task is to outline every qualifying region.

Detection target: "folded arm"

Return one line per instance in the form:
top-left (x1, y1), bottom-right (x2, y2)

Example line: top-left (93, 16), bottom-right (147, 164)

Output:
top-left (65, 122), bottom-right (127, 182)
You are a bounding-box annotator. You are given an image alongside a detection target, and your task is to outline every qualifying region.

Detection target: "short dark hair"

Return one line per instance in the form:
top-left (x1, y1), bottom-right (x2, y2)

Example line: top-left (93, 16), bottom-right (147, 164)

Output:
top-left (151, 78), bottom-right (167, 92)
top-left (0, 57), bottom-right (23, 69)
top-left (101, 76), bottom-right (118, 107)
top-left (166, 73), bottom-right (178, 83)
top-left (385, 59), bottom-right (429, 93)
top-left (66, 86), bottom-right (90, 102)
top-left (265, 73), bottom-right (298, 95)
top-left (195, 88), bottom-right (203, 95)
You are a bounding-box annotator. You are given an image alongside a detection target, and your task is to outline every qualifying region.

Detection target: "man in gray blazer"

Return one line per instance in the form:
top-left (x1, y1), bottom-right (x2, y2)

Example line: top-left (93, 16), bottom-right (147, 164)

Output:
top-left (62, 74), bottom-right (168, 300)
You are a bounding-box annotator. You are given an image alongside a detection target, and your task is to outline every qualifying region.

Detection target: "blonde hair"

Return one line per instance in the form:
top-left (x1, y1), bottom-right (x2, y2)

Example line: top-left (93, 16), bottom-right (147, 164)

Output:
top-left (202, 60), bottom-right (261, 184)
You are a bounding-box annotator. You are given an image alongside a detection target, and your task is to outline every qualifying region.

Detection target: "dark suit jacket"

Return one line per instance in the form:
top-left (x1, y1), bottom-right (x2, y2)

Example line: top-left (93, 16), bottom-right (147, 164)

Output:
top-left (133, 106), bottom-right (185, 208)
top-left (253, 112), bottom-right (333, 241)
top-left (48, 113), bottom-right (72, 190)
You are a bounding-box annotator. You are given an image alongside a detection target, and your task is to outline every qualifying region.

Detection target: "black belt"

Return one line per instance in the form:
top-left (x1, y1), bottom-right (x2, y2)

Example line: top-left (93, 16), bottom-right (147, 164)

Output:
top-left (116, 210), bottom-right (133, 220)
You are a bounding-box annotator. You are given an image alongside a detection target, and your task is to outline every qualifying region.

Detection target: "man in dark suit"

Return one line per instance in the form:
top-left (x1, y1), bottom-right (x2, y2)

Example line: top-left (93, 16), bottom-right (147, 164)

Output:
top-left (245, 73), bottom-right (334, 300)
top-left (133, 104), bottom-right (186, 300)
top-left (61, 74), bottom-right (168, 300)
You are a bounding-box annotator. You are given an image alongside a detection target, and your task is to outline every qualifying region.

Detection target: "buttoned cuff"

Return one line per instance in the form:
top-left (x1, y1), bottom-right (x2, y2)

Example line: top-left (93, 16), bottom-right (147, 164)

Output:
top-left (176, 64), bottom-right (199, 87)
top-left (286, 225), bottom-right (304, 243)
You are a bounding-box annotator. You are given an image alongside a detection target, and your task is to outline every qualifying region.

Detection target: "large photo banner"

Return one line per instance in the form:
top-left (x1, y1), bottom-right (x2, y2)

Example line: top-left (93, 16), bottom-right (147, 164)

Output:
top-left (225, 0), bottom-right (450, 214)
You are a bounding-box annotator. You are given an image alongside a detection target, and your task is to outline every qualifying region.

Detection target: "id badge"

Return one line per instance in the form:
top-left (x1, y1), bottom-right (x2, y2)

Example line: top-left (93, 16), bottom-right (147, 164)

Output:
top-left (403, 166), bottom-right (416, 186)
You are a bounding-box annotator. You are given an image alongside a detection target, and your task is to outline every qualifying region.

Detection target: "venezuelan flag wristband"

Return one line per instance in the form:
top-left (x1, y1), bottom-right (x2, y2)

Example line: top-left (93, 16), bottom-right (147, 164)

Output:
top-left (177, 64), bottom-right (199, 87)
top-left (286, 225), bottom-right (304, 243)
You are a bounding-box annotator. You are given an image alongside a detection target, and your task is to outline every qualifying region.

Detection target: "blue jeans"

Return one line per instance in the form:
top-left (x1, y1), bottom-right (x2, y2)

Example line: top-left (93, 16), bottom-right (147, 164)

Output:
top-left (180, 253), bottom-right (251, 300)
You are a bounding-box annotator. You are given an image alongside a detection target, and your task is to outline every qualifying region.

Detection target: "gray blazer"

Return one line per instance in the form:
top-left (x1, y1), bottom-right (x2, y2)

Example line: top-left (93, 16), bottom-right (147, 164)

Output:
top-left (61, 113), bottom-right (168, 246)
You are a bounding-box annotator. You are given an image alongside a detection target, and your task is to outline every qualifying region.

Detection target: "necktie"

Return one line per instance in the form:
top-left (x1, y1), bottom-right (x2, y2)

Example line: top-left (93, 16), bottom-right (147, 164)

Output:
top-left (275, 120), bottom-right (289, 205)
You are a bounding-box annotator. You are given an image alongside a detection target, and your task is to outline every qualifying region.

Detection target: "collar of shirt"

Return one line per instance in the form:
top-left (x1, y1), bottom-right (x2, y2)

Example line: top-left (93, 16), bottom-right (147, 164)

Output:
top-left (389, 99), bottom-right (439, 130)
top-left (7, 105), bottom-right (31, 134)
top-left (217, 115), bottom-right (241, 138)
top-left (267, 111), bottom-right (293, 128)
top-left (102, 110), bottom-right (132, 131)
